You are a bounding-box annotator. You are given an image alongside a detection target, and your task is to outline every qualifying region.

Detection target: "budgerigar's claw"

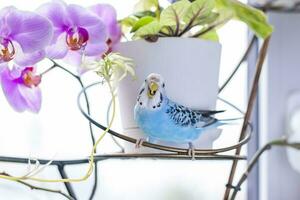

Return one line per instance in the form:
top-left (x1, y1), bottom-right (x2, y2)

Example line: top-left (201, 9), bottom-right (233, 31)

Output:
top-left (188, 142), bottom-right (196, 160)
top-left (135, 138), bottom-right (147, 149)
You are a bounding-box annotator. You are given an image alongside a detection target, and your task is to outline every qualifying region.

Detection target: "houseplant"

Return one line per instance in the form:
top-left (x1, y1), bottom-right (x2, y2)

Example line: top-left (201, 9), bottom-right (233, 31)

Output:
top-left (116, 0), bottom-right (273, 152)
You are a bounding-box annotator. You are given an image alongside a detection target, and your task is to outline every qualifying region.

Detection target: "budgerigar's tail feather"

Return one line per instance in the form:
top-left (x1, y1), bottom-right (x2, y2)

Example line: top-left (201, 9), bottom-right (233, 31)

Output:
top-left (219, 117), bottom-right (244, 122)
top-left (217, 117), bottom-right (244, 126)
top-left (198, 117), bottom-right (244, 130)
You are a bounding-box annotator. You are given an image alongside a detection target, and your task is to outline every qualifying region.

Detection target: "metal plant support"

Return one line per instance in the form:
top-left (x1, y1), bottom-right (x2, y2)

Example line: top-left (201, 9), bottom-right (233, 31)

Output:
top-left (5, 3), bottom-right (300, 199)
top-left (0, 35), bottom-right (265, 200)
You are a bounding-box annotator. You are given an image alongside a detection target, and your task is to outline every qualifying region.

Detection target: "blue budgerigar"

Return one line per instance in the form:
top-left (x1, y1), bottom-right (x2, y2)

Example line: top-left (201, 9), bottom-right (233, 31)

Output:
top-left (134, 73), bottom-right (226, 156)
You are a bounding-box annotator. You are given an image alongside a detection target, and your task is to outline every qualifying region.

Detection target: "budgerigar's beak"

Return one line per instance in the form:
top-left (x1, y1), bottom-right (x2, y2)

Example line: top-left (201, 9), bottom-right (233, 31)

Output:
top-left (147, 82), bottom-right (158, 98)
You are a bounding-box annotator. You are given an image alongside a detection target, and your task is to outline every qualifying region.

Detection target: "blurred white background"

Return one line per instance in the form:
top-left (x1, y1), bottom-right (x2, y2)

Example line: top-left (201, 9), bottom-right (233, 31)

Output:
top-left (0, 0), bottom-right (248, 199)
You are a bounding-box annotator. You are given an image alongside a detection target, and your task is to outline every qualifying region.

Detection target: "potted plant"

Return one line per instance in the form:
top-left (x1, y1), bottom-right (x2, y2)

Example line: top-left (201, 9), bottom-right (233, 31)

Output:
top-left (116, 0), bottom-right (273, 152)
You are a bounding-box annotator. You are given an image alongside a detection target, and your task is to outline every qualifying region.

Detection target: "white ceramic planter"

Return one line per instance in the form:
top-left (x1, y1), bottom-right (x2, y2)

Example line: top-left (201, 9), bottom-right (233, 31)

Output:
top-left (116, 38), bottom-right (222, 153)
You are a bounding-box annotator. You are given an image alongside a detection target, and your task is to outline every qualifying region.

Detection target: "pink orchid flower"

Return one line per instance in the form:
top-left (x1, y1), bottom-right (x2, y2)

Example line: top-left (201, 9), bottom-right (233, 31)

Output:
top-left (0, 6), bottom-right (52, 68)
top-left (0, 6), bottom-right (52, 113)
top-left (37, 0), bottom-right (109, 69)
top-left (89, 4), bottom-right (121, 53)
top-left (0, 66), bottom-right (42, 113)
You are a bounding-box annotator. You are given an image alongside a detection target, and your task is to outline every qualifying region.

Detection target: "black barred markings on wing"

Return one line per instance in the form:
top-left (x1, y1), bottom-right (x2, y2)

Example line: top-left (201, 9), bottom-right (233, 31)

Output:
top-left (166, 102), bottom-right (223, 128)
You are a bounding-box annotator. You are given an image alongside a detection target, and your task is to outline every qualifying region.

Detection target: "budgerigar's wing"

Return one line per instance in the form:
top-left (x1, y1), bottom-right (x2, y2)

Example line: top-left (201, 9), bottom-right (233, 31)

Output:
top-left (192, 110), bottom-right (225, 116)
top-left (166, 102), bottom-right (221, 128)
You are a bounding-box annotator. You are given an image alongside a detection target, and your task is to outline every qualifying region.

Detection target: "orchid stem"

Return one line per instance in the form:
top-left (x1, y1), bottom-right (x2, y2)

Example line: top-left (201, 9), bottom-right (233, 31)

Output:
top-left (51, 61), bottom-right (79, 80)
top-left (76, 78), bottom-right (96, 149)
top-left (0, 172), bottom-right (74, 200)
top-left (48, 59), bottom-right (98, 200)
top-left (0, 63), bottom-right (117, 184)
top-left (57, 165), bottom-right (77, 199)
top-left (40, 65), bottom-right (57, 76)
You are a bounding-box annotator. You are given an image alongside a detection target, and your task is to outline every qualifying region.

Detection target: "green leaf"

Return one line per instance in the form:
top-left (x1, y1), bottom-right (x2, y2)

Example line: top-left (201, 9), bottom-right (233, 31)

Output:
top-left (216, 0), bottom-right (273, 38)
top-left (192, 10), bottom-right (232, 38)
top-left (197, 12), bottom-right (220, 26)
top-left (134, 0), bottom-right (159, 12)
top-left (183, 0), bottom-right (215, 25)
top-left (199, 29), bottom-right (219, 41)
top-left (131, 16), bottom-right (155, 33)
top-left (160, 0), bottom-right (191, 27)
top-left (134, 11), bottom-right (157, 18)
top-left (119, 17), bottom-right (138, 28)
top-left (133, 20), bottom-right (162, 39)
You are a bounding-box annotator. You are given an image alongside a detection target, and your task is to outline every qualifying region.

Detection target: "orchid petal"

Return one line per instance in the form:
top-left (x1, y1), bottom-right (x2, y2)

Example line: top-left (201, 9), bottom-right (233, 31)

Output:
top-left (0, 68), bottom-right (27, 112)
top-left (67, 4), bottom-right (108, 43)
top-left (0, 63), bottom-right (8, 83)
top-left (63, 50), bottom-right (83, 67)
top-left (67, 4), bottom-right (101, 27)
top-left (13, 42), bottom-right (45, 66)
top-left (89, 4), bottom-right (121, 43)
top-left (1, 67), bottom-right (42, 113)
top-left (45, 33), bottom-right (68, 59)
top-left (4, 7), bottom-right (53, 53)
top-left (0, 63), bottom-right (7, 73)
top-left (89, 4), bottom-right (117, 26)
top-left (108, 24), bottom-right (121, 45)
top-left (10, 65), bottom-right (23, 79)
top-left (36, 0), bottom-right (68, 29)
top-left (18, 84), bottom-right (42, 113)
top-left (84, 42), bottom-right (108, 57)
top-left (0, 7), bottom-right (16, 37)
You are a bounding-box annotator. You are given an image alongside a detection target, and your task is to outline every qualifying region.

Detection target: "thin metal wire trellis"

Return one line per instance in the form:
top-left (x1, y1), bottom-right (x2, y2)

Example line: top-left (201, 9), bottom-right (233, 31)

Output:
top-left (1, 2), bottom-right (292, 198)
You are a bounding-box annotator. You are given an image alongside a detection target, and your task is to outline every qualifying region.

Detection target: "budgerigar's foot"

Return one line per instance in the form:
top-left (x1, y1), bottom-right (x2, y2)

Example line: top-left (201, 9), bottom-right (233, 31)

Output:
top-left (188, 142), bottom-right (196, 160)
top-left (135, 138), bottom-right (147, 149)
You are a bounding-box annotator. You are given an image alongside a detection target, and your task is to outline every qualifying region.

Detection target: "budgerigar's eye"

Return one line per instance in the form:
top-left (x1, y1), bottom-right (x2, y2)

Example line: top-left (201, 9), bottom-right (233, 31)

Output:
top-left (162, 83), bottom-right (165, 88)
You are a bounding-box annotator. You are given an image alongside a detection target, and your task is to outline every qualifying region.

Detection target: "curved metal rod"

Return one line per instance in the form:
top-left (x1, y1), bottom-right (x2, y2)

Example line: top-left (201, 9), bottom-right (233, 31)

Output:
top-left (219, 35), bottom-right (257, 93)
top-left (0, 153), bottom-right (246, 167)
top-left (218, 97), bottom-right (245, 115)
top-left (223, 36), bottom-right (271, 200)
top-left (107, 99), bottom-right (125, 153)
top-left (77, 82), bottom-right (252, 155)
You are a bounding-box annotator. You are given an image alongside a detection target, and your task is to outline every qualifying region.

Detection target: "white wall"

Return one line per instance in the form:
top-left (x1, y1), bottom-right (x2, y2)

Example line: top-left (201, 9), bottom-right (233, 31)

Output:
top-left (259, 12), bottom-right (300, 200)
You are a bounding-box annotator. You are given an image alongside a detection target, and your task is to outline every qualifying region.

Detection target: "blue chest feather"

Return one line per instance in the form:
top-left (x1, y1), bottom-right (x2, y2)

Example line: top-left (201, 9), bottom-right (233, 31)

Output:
top-left (134, 101), bottom-right (205, 143)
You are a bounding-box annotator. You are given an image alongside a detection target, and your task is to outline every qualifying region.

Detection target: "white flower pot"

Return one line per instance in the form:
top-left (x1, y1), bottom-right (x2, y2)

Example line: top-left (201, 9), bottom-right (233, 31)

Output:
top-left (116, 38), bottom-right (222, 153)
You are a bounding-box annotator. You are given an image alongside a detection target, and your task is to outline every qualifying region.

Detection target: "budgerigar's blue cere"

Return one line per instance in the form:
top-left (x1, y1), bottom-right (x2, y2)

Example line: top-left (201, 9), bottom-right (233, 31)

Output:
top-left (134, 73), bottom-right (226, 148)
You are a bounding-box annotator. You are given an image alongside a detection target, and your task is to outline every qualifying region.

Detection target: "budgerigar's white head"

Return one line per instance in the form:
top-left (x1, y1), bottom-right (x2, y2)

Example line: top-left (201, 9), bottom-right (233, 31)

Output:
top-left (136, 73), bottom-right (167, 110)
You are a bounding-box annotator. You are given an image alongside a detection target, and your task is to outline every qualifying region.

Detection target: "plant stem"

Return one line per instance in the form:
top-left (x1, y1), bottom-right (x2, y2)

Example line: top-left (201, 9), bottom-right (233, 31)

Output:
top-left (158, 31), bottom-right (171, 37)
top-left (50, 60), bottom-right (79, 80)
top-left (77, 78), bottom-right (96, 150)
top-left (172, 8), bottom-right (180, 36)
top-left (192, 17), bottom-right (231, 38)
top-left (0, 172), bottom-right (74, 200)
top-left (40, 65), bottom-right (57, 76)
top-left (230, 139), bottom-right (300, 200)
top-left (178, 8), bottom-right (203, 37)
top-left (192, 24), bottom-right (216, 38)
top-left (48, 60), bottom-right (98, 200)
top-left (88, 165), bottom-right (98, 200)
top-left (57, 165), bottom-right (77, 199)
top-left (107, 99), bottom-right (125, 153)
top-left (167, 27), bottom-right (175, 35)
